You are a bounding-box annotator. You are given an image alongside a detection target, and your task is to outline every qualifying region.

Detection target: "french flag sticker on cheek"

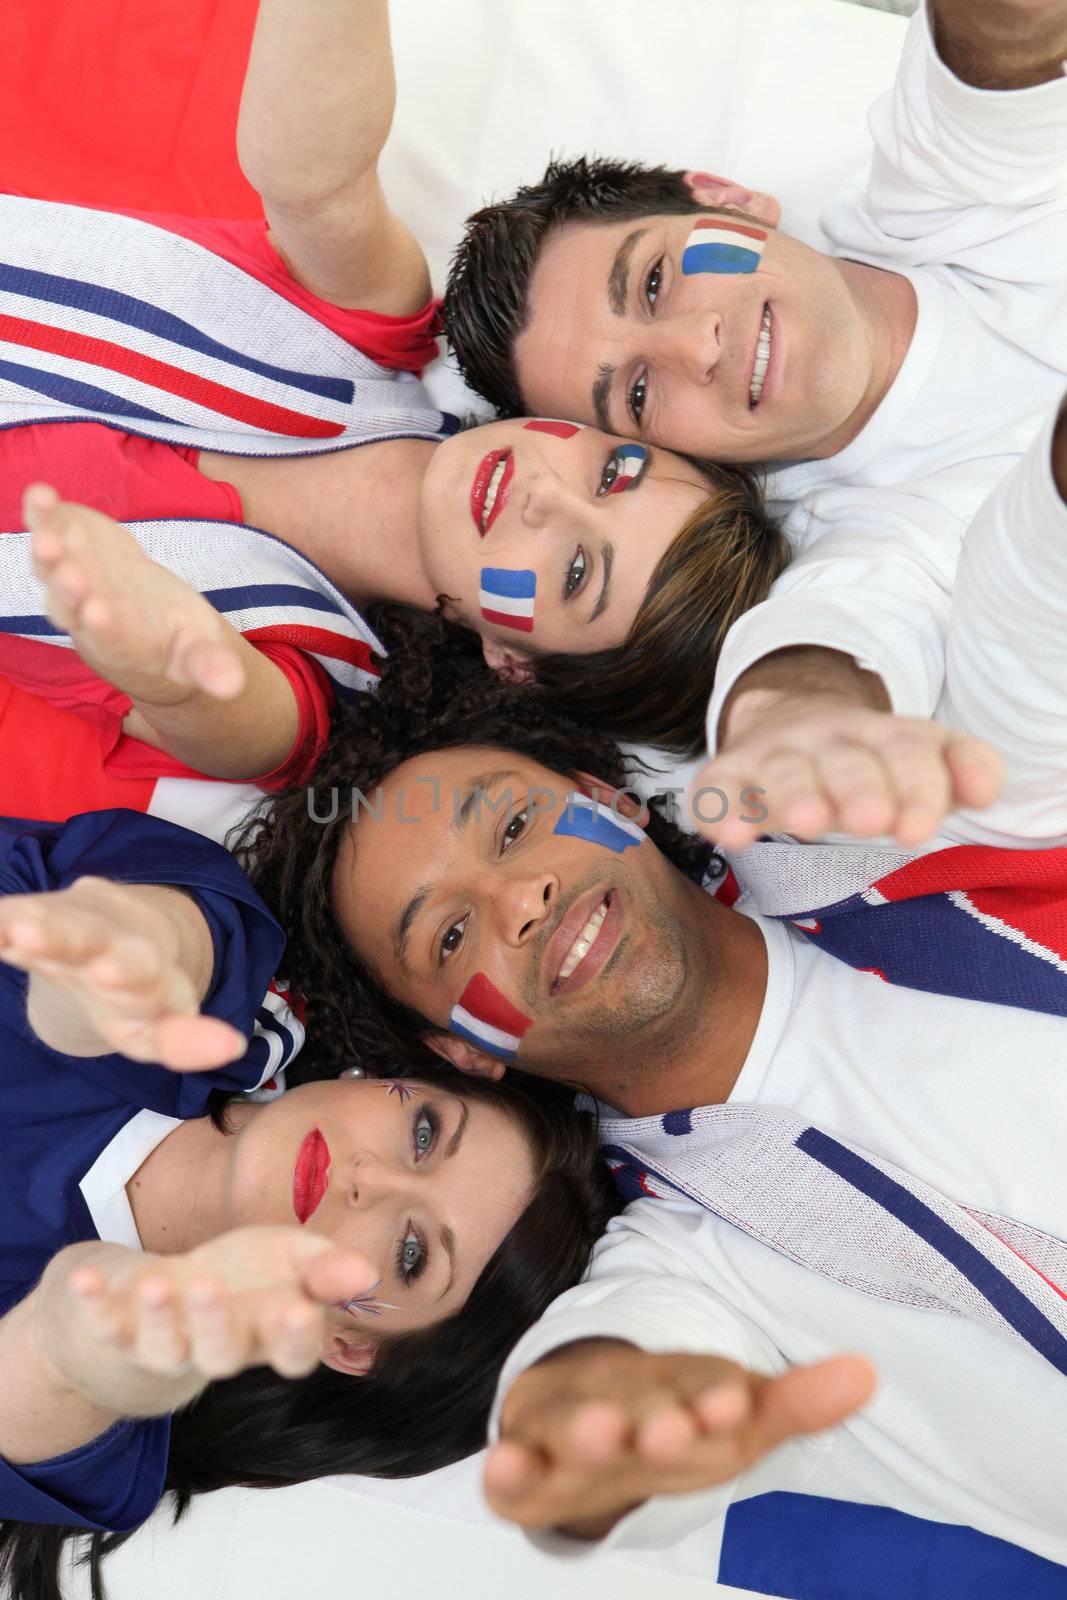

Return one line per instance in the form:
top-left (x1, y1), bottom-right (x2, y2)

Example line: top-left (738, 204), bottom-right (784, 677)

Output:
top-left (480, 567), bottom-right (536, 633)
top-left (450, 973), bottom-right (532, 1060)
top-left (682, 216), bottom-right (767, 276)
top-left (554, 793), bottom-right (645, 854)
top-left (523, 419), bottom-right (584, 439)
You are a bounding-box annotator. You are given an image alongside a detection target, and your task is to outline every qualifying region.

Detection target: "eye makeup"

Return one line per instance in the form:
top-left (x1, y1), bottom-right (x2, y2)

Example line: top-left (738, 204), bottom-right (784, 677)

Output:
top-left (553, 792), bottom-right (645, 854)
top-left (480, 566), bottom-right (536, 632)
top-left (523, 419), bottom-right (584, 439)
top-left (682, 216), bottom-right (767, 276)
top-left (603, 442), bottom-right (648, 494)
top-left (450, 972), bottom-right (532, 1061)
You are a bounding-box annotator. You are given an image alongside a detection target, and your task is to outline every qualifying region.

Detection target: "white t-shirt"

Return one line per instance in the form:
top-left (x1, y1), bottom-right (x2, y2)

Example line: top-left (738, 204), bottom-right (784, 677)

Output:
top-left (493, 420), bottom-right (1067, 1580)
top-left (706, 0), bottom-right (1067, 745)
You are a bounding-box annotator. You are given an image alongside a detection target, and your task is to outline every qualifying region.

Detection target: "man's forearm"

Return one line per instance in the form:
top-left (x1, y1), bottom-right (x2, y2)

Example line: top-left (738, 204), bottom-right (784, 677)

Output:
top-left (718, 646), bottom-right (890, 748)
top-left (237, 0), bottom-right (396, 207)
top-left (932, 0), bottom-right (1067, 89)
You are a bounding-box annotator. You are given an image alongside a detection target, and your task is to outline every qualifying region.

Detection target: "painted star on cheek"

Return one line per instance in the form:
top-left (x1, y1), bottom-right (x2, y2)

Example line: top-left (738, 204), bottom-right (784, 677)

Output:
top-left (554, 793), bottom-right (645, 854)
top-left (682, 216), bottom-right (767, 275)
top-left (449, 973), bottom-right (532, 1061)
top-left (382, 1080), bottom-right (415, 1102)
top-left (340, 1278), bottom-right (400, 1317)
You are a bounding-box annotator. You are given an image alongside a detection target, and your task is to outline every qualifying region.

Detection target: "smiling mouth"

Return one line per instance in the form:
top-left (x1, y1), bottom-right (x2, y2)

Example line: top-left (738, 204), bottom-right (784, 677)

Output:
top-left (470, 449), bottom-right (515, 536)
top-left (557, 896), bottom-right (610, 982)
top-left (749, 304), bottom-right (772, 408)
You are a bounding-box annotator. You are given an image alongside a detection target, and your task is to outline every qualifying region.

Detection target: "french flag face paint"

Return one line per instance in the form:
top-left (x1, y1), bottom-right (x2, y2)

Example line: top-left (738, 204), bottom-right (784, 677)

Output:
top-left (450, 973), bottom-right (532, 1061)
top-left (554, 793), bottom-right (645, 854)
top-left (604, 443), bottom-right (648, 494)
top-left (523, 419), bottom-right (584, 439)
top-left (682, 217), bottom-right (767, 276)
top-left (480, 566), bottom-right (536, 633)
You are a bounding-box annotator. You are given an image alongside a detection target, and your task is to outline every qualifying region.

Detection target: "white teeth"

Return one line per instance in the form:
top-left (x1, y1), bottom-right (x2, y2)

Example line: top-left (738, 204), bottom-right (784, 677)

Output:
top-left (749, 306), bottom-right (772, 407)
top-left (557, 900), bottom-right (609, 982)
top-left (481, 458), bottom-right (508, 530)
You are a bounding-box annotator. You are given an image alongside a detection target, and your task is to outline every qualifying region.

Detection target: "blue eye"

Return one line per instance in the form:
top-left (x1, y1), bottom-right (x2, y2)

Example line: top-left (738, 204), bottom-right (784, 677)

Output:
top-left (412, 1105), bottom-right (439, 1159)
top-left (396, 1225), bottom-right (426, 1282)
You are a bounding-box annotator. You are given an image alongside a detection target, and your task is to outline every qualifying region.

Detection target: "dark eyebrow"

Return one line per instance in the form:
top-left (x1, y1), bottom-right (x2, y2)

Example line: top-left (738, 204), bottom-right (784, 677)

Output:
top-left (451, 769), bottom-right (523, 834)
top-left (392, 885), bottom-right (431, 969)
top-left (589, 542), bottom-right (614, 625)
top-left (435, 1103), bottom-right (468, 1299)
top-left (437, 1224), bottom-right (457, 1302)
top-left (444, 1099), bottom-right (469, 1161)
top-left (592, 362), bottom-right (616, 435)
top-left (608, 226), bottom-right (649, 316)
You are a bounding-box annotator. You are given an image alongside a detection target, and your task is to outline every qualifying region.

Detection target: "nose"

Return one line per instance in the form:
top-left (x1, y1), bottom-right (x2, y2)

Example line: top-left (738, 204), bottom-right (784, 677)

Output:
top-left (520, 468), bottom-right (581, 532)
top-left (657, 307), bottom-right (724, 384)
top-left (494, 869), bottom-right (558, 946)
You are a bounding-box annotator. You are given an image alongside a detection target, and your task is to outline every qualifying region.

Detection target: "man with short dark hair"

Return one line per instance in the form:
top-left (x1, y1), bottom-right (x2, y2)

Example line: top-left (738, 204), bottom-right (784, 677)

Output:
top-left (444, 0), bottom-right (1067, 856)
top-left (306, 398), bottom-right (1067, 1574)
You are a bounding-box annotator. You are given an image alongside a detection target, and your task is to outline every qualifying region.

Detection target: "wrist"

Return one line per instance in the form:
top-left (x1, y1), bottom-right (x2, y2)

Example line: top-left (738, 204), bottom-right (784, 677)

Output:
top-left (719, 647), bottom-right (890, 746)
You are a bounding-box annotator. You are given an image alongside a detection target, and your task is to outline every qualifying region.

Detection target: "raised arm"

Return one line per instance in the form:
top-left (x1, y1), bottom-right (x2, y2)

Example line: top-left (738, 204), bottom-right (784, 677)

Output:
top-left (237, 0), bottom-right (431, 314)
top-left (486, 1339), bottom-right (875, 1539)
top-left (932, 0), bottom-right (1067, 90)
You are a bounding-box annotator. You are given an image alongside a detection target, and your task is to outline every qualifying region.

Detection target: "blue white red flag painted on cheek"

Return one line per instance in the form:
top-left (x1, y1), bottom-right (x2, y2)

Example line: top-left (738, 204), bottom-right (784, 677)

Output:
top-left (604, 443), bottom-right (648, 494)
top-left (450, 973), bottom-right (532, 1060)
top-left (554, 793), bottom-right (644, 853)
top-left (682, 217), bottom-right (767, 276)
top-left (480, 567), bottom-right (536, 633)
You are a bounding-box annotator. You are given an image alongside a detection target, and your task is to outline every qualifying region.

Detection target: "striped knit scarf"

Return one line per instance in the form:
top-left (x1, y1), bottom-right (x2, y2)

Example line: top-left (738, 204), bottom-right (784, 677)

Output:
top-left (599, 838), bottom-right (1067, 1375)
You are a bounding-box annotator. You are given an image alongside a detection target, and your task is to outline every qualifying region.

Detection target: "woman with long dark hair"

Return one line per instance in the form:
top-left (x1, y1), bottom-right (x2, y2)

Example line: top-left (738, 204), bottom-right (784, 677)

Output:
top-left (0, 0), bottom-right (785, 843)
top-left (0, 809), bottom-right (618, 1600)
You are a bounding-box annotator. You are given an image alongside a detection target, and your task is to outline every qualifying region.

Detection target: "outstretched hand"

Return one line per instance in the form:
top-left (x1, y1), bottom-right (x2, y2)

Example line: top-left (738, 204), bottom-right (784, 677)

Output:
top-left (25, 483), bottom-right (246, 707)
top-left (0, 875), bottom-right (246, 1069)
top-left (695, 687), bottom-right (1003, 851)
top-left (59, 1226), bottom-right (376, 1388)
top-left (484, 1340), bottom-right (876, 1536)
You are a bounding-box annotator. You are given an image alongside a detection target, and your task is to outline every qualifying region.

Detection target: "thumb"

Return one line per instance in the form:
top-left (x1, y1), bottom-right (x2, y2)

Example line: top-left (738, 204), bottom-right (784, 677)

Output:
top-left (752, 1354), bottom-right (877, 1452)
top-left (945, 735), bottom-right (1005, 810)
top-left (285, 1231), bottom-right (378, 1306)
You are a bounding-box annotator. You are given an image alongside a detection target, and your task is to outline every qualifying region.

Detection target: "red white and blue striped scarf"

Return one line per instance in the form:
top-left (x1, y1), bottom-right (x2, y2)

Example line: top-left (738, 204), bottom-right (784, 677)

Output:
top-left (599, 838), bottom-right (1067, 1377)
top-left (0, 194), bottom-right (461, 715)
top-left (0, 194), bottom-right (457, 452)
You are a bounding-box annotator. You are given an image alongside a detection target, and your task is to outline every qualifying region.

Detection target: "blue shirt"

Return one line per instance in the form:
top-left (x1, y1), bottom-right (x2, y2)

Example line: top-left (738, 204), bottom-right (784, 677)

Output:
top-left (0, 810), bottom-right (286, 1531)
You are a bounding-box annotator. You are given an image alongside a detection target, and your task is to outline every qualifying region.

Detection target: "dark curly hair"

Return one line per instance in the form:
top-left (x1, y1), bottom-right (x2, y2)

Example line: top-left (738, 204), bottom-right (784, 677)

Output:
top-left (444, 154), bottom-right (707, 417)
top-left (234, 604), bottom-right (715, 1084)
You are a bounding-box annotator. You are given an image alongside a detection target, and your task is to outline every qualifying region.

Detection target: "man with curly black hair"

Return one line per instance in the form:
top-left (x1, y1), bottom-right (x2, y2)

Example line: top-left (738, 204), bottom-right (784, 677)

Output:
top-left (241, 394), bottom-right (1067, 1572)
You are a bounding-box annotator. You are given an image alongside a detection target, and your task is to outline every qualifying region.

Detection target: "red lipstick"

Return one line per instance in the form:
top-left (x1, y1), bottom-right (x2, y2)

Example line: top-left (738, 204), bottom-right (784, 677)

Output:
top-left (469, 448), bottom-right (515, 536)
top-left (292, 1128), bottom-right (330, 1223)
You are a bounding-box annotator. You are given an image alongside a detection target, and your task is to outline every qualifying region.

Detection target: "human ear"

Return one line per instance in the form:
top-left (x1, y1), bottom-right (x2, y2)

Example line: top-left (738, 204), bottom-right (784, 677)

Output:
top-left (321, 1333), bottom-right (377, 1378)
top-left (424, 1030), bottom-right (507, 1081)
top-left (482, 636), bottom-right (536, 685)
top-left (683, 171), bottom-right (782, 229)
top-left (574, 772), bottom-right (650, 829)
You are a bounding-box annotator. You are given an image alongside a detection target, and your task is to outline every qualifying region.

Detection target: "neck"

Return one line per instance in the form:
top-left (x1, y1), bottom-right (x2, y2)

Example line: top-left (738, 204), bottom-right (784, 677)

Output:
top-left (816, 260), bottom-right (917, 458)
top-left (584, 885), bottom-right (768, 1119)
top-left (125, 1102), bottom-right (256, 1255)
top-left (204, 438), bottom-right (440, 612)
